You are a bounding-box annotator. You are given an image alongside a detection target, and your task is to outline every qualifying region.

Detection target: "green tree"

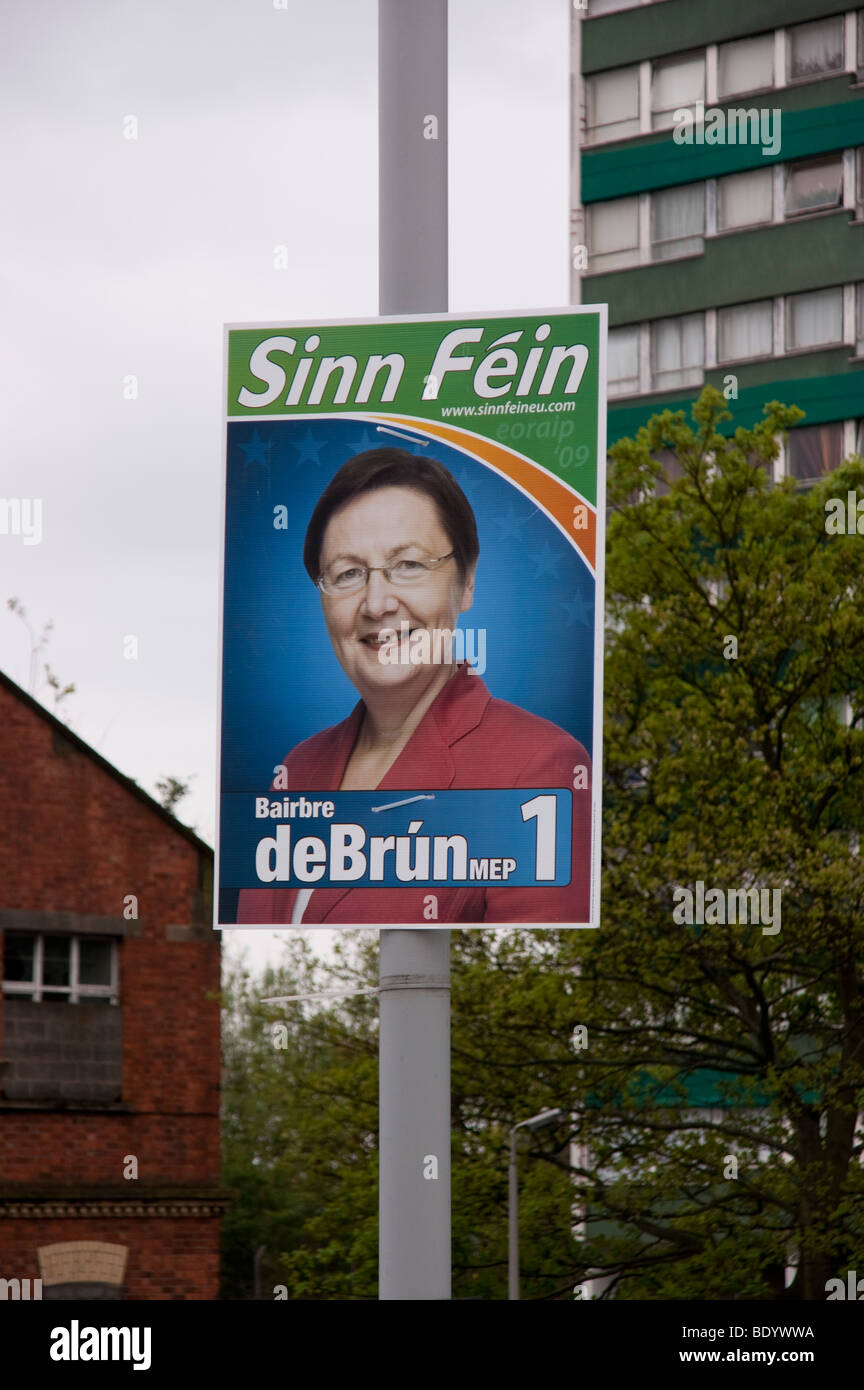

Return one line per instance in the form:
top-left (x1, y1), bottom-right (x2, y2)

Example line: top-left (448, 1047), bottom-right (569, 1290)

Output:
top-left (154, 775), bottom-right (195, 813)
top-left (6, 598), bottom-right (75, 716)
top-left (565, 387), bottom-right (864, 1298)
top-left (221, 935), bottom-right (379, 1300)
top-left (451, 389), bottom-right (864, 1299)
top-left (221, 928), bottom-right (575, 1300)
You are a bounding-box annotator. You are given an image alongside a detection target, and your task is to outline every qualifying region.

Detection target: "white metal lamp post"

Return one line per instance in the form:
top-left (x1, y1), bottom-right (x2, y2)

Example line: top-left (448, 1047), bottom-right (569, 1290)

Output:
top-left (508, 1108), bottom-right (566, 1300)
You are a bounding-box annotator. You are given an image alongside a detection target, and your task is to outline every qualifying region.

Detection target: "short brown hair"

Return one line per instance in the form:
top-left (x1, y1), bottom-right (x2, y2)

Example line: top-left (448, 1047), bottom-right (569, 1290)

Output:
top-left (303, 447), bottom-right (479, 583)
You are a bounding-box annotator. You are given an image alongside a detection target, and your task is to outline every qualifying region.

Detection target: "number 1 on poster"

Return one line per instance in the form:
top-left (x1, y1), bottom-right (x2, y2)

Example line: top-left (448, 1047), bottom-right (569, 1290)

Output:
top-left (520, 794), bottom-right (557, 880)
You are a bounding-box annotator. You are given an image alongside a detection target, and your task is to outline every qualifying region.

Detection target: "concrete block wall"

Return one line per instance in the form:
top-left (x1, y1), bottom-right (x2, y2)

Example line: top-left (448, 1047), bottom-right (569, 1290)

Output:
top-left (3, 1000), bottom-right (123, 1102)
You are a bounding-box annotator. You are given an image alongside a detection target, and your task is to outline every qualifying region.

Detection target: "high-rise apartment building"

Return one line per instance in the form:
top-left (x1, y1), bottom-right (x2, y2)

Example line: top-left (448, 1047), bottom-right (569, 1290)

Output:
top-left (571, 0), bottom-right (864, 476)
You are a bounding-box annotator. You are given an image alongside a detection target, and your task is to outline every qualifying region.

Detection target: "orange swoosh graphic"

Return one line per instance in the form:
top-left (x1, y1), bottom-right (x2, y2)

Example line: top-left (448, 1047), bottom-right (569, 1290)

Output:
top-left (374, 415), bottom-right (596, 571)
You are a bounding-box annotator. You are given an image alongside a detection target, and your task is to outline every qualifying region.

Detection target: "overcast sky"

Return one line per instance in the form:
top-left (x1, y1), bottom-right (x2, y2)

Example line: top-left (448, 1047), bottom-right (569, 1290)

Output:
top-left (0, 0), bottom-right (570, 975)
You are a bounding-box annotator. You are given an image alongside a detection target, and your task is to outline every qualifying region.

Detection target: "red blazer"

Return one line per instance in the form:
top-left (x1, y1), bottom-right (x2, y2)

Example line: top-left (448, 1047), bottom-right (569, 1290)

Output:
top-left (236, 665), bottom-right (592, 925)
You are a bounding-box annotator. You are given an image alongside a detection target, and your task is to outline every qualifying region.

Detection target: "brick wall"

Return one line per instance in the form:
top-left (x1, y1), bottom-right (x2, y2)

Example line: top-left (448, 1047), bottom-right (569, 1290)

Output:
top-left (0, 1114), bottom-right (220, 1183)
top-left (0, 1217), bottom-right (220, 1300)
top-left (0, 676), bottom-right (224, 1298)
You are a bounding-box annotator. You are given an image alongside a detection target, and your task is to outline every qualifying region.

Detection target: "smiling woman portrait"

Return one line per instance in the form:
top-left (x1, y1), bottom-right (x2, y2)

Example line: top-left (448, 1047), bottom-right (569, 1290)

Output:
top-left (237, 446), bottom-right (592, 926)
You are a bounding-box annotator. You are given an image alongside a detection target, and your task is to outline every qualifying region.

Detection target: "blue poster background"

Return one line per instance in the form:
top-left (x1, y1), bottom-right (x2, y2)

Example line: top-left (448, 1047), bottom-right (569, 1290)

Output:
top-left (221, 416), bottom-right (595, 794)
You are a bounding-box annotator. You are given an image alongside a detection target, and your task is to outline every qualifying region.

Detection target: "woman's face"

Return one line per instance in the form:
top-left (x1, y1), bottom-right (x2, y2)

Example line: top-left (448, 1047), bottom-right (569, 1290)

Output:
top-left (318, 485), bottom-right (475, 699)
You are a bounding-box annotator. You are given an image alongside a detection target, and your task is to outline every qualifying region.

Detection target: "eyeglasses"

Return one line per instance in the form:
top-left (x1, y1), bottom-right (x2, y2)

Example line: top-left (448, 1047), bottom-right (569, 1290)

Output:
top-left (317, 551), bottom-right (455, 596)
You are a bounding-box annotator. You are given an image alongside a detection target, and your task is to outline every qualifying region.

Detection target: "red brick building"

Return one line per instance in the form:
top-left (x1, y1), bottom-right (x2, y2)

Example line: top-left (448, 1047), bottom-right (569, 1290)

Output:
top-left (0, 671), bottom-right (226, 1299)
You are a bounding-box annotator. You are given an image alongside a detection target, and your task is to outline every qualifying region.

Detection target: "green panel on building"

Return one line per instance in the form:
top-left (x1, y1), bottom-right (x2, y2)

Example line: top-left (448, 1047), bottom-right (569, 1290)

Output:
top-left (582, 99), bottom-right (864, 203)
top-left (607, 371), bottom-right (864, 445)
top-left (591, 213), bottom-right (863, 323)
top-left (582, 0), bottom-right (850, 74)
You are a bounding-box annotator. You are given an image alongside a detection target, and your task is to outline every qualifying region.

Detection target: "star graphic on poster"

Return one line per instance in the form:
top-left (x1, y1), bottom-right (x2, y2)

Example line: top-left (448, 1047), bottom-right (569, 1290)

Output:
top-left (240, 431), bottom-right (269, 468)
top-left (560, 591), bottom-right (592, 627)
top-left (348, 428), bottom-right (381, 454)
top-left (495, 504), bottom-right (530, 540)
top-left (294, 429), bottom-right (324, 466)
top-left (530, 542), bottom-right (561, 577)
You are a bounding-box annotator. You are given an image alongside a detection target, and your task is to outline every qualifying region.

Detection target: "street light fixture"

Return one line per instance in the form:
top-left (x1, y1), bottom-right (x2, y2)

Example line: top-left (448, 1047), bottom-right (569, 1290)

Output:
top-left (508, 1108), bottom-right (566, 1300)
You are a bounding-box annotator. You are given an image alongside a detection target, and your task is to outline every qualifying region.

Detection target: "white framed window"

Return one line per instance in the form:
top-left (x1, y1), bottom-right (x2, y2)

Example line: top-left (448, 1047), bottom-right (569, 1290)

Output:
top-left (786, 422), bottom-right (844, 482)
top-left (786, 287), bottom-right (844, 349)
top-left (787, 16), bottom-right (844, 82)
top-left (716, 167), bottom-right (773, 230)
top-left (608, 325), bottom-right (640, 397)
top-left (586, 67), bottom-right (641, 144)
top-left (859, 9), bottom-right (864, 79)
top-left (2, 933), bottom-right (118, 1004)
top-left (718, 33), bottom-right (774, 98)
top-left (717, 300), bottom-right (774, 362)
top-left (651, 53), bottom-right (705, 130)
top-left (785, 154), bottom-right (843, 217)
top-left (650, 313), bottom-right (704, 390)
top-left (843, 418), bottom-right (858, 460)
top-left (586, 197), bottom-right (640, 271)
top-left (843, 148), bottom-right (857, 210)
top-left (651, 183), bottom-right (705, 260)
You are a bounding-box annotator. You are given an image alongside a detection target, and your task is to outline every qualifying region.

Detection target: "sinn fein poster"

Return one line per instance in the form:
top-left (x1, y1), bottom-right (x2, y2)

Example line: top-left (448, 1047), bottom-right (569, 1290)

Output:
top-left (216, 307), bottom-right (606, 929)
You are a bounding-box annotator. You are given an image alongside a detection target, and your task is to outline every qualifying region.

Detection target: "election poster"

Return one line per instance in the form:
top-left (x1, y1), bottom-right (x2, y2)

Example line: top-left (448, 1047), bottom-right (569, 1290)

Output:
top-left (216, 306), bottom-right (606, 929)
